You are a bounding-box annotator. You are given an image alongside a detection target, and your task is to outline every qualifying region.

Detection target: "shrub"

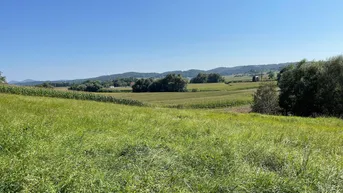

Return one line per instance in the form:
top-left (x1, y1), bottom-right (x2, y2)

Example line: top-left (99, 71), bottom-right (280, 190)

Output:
top-left (251, 82), bottom-right (280, 115)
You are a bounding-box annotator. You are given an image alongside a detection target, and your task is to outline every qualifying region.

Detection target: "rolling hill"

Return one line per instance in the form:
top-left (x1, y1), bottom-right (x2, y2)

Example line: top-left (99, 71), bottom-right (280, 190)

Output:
top-left (11, 63), bottom-right (291, 86)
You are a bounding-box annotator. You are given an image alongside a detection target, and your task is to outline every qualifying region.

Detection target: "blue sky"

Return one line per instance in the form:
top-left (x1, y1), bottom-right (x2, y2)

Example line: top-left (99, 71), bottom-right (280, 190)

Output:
top-left (1, 0), bottom-right (343, 81)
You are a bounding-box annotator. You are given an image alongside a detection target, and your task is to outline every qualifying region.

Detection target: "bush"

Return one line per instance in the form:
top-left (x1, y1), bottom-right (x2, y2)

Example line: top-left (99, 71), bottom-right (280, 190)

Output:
top-left (251, 82), bottom-right (280, 115)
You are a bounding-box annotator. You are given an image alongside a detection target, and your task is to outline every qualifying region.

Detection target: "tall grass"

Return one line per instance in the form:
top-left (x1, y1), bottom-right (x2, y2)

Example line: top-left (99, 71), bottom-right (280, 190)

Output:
top-left (1, 94), bottom-right (342, 192)
top-left (0, 84), bottom-right (145, 106)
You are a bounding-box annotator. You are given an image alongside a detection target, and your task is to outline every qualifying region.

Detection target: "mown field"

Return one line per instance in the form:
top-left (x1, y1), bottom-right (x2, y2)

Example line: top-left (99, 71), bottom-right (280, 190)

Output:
top-left (1, 93), bottom-right (343, 192)
top-left (224, 75), bottom-right (252, 82)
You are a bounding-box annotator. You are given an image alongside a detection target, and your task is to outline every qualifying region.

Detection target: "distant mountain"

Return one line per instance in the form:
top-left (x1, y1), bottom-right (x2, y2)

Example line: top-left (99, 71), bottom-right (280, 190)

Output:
top-left (11, 62), bottom-right (292, 86)
top-left (9, 79), bottom-right (37, 84)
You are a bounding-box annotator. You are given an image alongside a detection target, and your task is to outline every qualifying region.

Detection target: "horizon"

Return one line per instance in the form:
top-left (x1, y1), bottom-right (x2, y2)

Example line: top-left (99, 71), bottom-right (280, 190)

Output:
top-left (9, 61), bottom-right (292, 82)
top-left (1, 0), bottom-right (343, 81)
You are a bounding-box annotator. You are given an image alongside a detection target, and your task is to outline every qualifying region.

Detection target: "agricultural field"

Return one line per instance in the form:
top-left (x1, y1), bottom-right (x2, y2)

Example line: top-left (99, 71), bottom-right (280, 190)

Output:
top-left (52, 82), bottom-right (261, 109)
top-left (224, 75), bottom-right (252, 82)
top-left (100, 82), bottom-right (261, 109)
top-left (1, 93), bottom-right (342, 192)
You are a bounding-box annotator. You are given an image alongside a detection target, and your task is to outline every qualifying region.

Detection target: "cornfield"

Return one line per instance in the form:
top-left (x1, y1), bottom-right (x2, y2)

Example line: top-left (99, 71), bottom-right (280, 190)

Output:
top-left (0, 85), bottom-right (145, 106)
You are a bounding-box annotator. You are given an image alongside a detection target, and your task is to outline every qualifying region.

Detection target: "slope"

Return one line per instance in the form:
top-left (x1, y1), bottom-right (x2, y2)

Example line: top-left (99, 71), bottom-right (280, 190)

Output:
top-left (0, 94), bottom-right (342, 192)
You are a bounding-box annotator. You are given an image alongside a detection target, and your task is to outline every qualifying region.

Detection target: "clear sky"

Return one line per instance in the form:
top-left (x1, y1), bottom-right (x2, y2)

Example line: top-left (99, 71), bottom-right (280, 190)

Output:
top-left (1, 0), bottom-right (343, 81)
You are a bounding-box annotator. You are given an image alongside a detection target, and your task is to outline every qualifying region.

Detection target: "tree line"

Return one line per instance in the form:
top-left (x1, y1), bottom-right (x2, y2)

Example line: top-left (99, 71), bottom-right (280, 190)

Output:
top-left (132, 74), bottom-right (187, 92)
top-left (190, 73), bottom-right (224, 83)
top-left (252, 55), bottom-right (343, 118)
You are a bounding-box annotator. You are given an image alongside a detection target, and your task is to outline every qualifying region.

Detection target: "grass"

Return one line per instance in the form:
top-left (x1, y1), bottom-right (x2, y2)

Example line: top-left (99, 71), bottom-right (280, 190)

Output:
top-left (224, 75), bottom-right (252, 82)
top-left (187, 82), bottom-right (259, 91)
top-left (1, 93), bottom-right (343, 192)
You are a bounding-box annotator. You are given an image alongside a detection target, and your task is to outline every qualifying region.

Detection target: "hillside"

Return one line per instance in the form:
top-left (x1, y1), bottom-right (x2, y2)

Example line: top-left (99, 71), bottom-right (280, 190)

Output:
top-left (11, 63), bottom-right (290, 86)
top-left (1, 93), bottom-right (342, 192)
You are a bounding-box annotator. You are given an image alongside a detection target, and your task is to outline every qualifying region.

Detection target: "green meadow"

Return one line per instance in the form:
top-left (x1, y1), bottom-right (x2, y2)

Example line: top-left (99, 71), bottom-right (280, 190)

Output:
top-left (1, 93), bottom-right (343, 192)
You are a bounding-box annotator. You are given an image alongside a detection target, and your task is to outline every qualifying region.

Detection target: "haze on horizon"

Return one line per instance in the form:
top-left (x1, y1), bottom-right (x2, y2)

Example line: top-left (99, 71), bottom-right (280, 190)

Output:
top-left (1, 0), bottom-right (343, 81)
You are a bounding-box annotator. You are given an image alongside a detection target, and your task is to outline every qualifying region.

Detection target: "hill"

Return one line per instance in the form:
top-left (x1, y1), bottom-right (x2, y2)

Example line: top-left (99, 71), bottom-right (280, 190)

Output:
top-left (11, 63), bottom-right (291, 86)
top-left (1, 93), bottom-right (342, 192)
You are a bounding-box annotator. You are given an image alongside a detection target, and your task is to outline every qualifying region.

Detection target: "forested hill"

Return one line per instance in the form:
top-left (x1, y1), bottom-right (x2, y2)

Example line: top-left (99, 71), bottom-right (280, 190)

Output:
top-left (11, 62), bottom-right (291, 85)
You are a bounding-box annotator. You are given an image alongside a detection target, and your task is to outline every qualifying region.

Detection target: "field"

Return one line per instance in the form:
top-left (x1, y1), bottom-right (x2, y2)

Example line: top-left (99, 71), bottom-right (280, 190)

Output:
top-left (1, 93), bottom-right (342, 192)
top-left (98, 82), bottom-right (260, 109)
top-left (52, 82), bottom-right (260, 109)
top-left (224, 75), bottom-right (252, 82)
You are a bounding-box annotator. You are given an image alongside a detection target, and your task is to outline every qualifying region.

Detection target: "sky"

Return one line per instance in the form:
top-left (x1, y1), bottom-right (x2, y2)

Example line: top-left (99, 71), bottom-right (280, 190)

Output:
top-left (1, 0), bottom-right (343, 81)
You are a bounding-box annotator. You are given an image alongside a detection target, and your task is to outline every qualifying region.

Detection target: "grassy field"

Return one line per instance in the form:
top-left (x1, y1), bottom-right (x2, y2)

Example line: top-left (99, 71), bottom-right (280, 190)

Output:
top-left (224, 75), bottom-right (252, 82)
top-left (1, 93), bottom-right (342, 192)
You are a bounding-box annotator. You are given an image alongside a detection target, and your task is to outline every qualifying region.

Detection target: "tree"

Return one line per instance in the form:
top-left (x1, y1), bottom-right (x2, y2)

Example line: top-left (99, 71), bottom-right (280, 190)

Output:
top-left (251, 82), bottom-right (280, 115)
top-left (0, 71), bottom-right (6, 84)
top-left (36, 82), bottom-right (54, 89)
top-left (277, 56), bottom-right (343, 117)
top-left (132, 74), bottom-right (187, 92)
top-left (190, 73), bottom-right (208, 83)
top-left (68, 80), bottom-right (104, 92)
top-left (132, 78), bottom-right (153, 92)
top-left (207, 73), bottom-right (225, 83)
top-left (190, 73), bottom-right (224, 83)
top-left (267, 71), bottom-right (276, 79)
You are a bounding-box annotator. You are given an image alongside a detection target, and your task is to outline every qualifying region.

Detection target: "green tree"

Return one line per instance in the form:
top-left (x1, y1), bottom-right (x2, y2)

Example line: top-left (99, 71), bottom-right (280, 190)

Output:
top-left (190, 73), bottom-right (208, 83)
top-left (0, 71), bottom-right (6, 84)
top-left (190, 73), bottom-right (224, 83)
top-left (278, 56), bottom-right (343, 117)
top-left (36, 82), bottom-right (54, 89)
top-left (267, 71), bottom-right (276, 79)
top-left (251, 82), bottom-right (280, 114)
top-left (207, 73), bottom-right (225, 83)
top-left (132, 74), bottom-right (187, 92)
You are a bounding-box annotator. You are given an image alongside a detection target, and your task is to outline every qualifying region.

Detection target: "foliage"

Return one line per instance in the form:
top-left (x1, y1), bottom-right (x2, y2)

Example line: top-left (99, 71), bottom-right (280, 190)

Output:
top-left (132, 74), bottom-right (187, 92)
top-left (113, 77), bottom-right (137, 87)
top-left (69, 80), bottom-right (104, 92)
top-left (1, 94), bottom-right (343, 192)
top-left (132, 78), bottom-right (154, 92)
top-left (0, 71), bottom-right (6, 84)
top-left (190, 73), bottom-right (208, 83)
top-left (190, 73), bottom-right (224, 83)
top-left (35, 82), bottom-right (54, 89)
top-left (267, 71), bottom-right (276, 79)
top-left (251, 82), bottom-right (280, 114)
top-left (0, 84), bottom-right (144, 106)
top-left (278, 55), bottom-right (343, 117)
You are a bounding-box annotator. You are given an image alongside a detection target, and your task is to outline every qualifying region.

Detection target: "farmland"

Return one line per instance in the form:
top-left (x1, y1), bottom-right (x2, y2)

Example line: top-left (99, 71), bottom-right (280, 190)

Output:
top-left (1, 93), bottom-right (342, 192)
top-left (54, 82), bottom-right (260, 109)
